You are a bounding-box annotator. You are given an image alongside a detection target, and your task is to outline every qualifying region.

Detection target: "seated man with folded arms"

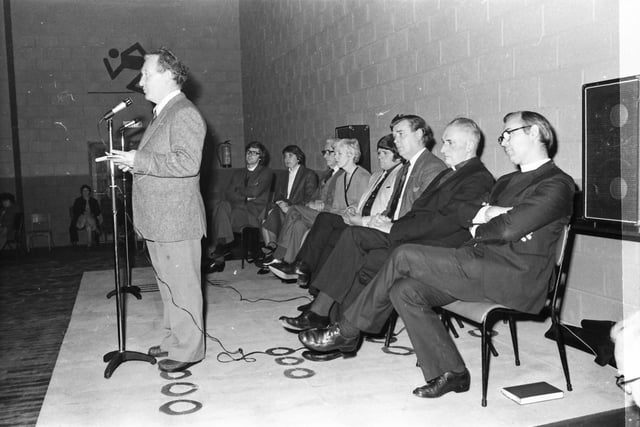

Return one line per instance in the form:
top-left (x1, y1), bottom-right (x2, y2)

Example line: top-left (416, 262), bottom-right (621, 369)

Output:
top-left (269, 135), bottom-right (401, 279)
top-left (299, 111), bottom-right (575, 399)
top-left (280, 117), bottom-right (494, 331)
top-left (259, 145), bottom-right (318, 264)
top-left (260, 138), bottom-right (370, 268)
top-left (205, 141), bottom-right (273, 273)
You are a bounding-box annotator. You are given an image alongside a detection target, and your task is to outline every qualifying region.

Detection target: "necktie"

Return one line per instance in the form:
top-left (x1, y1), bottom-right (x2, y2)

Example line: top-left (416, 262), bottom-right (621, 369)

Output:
top-left (386, 162), bottom-right (410, 218)
top-left (361, 171), bottom-right (389, 217)
top-left (324, 169), bottom-right (334, 184)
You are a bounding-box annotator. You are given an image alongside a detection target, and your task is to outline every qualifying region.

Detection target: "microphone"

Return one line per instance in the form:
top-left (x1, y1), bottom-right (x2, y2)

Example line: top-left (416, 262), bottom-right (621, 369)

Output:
top-left (101, 98), bottom-right (132, 121)
top-left (120, 119), bottom-right (143, 131)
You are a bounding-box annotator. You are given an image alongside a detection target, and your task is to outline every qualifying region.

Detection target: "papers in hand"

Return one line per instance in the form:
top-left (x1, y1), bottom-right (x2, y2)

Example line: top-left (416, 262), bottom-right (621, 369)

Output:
top-left (501, 381), bottom-right (564, 405)
top-left (95, 154), bottom-right (117, 162)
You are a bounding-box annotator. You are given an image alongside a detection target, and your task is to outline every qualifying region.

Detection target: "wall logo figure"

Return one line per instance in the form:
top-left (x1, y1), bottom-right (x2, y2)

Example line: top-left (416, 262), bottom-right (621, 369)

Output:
top-left (103, 42), bottom-right (146, 93)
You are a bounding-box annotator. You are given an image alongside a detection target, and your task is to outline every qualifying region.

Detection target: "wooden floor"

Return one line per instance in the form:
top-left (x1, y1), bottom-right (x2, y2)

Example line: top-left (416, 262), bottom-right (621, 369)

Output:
top-left (0, 244), bottom-right (147, 427)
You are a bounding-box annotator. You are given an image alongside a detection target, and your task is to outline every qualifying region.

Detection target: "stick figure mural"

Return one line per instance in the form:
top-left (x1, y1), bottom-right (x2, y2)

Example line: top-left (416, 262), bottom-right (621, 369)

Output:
top-left (103, 42), bottom-right (146, 93)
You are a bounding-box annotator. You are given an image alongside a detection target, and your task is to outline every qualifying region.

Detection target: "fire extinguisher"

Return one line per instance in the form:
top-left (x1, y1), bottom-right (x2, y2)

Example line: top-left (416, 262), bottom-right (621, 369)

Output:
top-left (218, 140), bottom-right (232, 168)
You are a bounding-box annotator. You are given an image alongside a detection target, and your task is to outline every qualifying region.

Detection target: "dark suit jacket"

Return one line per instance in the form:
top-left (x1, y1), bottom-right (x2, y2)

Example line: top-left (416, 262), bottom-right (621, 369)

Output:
top-left (225, 165), bottom-right (273, 220)
top-left (390, 157), bottom-right (495, 249)
top-left (273, 165), bottom-right (319, 207)
top-left (132, 92), bottom-right (207, 242)
top-left (385, 149), bottom-right (447, 218)
top-left (458, 161), bottom-right (575, 313)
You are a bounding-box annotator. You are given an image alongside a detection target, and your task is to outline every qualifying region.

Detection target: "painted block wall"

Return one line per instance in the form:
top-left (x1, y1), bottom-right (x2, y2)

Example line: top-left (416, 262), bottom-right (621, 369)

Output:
top-left (0, 0), bottom-right (243, 246)
top-left (238, 0), bottom-right (639, 324)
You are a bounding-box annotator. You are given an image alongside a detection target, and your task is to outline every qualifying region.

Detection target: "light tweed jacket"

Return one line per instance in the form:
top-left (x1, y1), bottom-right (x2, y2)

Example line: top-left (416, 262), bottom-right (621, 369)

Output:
top-left (132, 93), bottom-right (207, 242)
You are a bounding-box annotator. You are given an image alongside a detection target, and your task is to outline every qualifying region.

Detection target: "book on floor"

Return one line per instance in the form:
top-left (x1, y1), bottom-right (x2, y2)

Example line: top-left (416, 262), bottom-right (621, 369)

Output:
top-left (500, 381), bottom-right (564, 405)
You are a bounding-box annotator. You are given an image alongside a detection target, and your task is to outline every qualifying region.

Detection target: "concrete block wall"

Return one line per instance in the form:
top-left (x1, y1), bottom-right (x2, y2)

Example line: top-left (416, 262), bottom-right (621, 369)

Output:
top-left (239, 0), bottom-right (638, 324)
top-left (0, 0), bottom-right (244, 246)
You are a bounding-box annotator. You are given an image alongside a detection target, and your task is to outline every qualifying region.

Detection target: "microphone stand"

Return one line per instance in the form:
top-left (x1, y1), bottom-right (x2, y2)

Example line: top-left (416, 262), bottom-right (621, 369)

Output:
top-left (105, 127), bottom-right (141, 300)
top-left (102, 117), bottom-right (155, 378)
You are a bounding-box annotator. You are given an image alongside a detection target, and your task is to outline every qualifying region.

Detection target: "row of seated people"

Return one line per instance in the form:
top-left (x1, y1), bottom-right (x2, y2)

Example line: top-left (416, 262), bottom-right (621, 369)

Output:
top-left (268, 111), bottom-right (575, 400)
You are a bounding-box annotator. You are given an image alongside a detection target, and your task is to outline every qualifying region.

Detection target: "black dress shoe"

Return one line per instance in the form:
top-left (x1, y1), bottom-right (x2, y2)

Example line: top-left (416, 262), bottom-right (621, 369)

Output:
top-left (148, 345), bottom-right (168, 358)
top-left (279, 310), bottom-right (330, 331)
top-left (255, 254), bottom-right (279, 268)
top-left (205, 259), bottom-right (225, 274)
top-left (269, 262), bottom-right (297, 280)
top-left (158, 358), bottom-right (201, 373)
top-left (298, 323), bottom-right (360, 355)
top-left (412, 368), bottom-right (470, 398)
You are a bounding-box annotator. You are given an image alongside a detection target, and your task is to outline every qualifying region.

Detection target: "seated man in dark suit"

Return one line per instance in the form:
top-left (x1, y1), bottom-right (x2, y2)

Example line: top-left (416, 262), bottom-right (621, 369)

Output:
top-left (299, 111), bottom-right (575, 399)
top-left (280, 117), bottom-right (494, 331)
top-left (206, 141), bottom-right (273, 272)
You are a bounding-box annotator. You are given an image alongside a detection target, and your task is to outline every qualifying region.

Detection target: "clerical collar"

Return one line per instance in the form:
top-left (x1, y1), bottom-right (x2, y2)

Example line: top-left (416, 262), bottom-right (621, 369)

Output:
top-left (450, 158), bottom-right (473, 171)
top-left (520, 158), bottom-right (550, 172)
top-left (153, 90), bottom-right (181, 116)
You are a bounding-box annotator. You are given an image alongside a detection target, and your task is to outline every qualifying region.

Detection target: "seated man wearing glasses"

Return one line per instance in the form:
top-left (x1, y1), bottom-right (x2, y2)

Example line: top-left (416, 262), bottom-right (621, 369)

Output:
top-left (299, 111), bottom-right (575, 399)
top-left (206, 141), bottom-right (273, 273)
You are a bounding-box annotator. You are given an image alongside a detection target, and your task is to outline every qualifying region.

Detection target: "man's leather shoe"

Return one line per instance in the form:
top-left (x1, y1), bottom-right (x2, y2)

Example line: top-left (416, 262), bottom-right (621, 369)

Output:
top-left (205, 259), bottom-right (225, 274)
top-left (298, 323), bottom-right (360, 355)
top-left (148, 345), bottom-right (168, 358)
top-left (158, 358), bottom-right (201, 373)
top-left (279, 310), bottom-right (329, 331)
top-left (269, 262), bottom-right (297, 280)
top-left (412, 368), bottom-right (470, 398)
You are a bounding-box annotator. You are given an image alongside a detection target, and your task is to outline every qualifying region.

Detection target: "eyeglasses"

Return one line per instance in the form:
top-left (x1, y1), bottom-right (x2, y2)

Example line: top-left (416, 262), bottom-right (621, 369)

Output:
top-left (321, 150), bottom-right (335, 156)
top-left (498, 125), bottom-right (532, 144)
top-left (246, 150), bottom-right (261, 156)
top-left (616, 375), bottom-right (640, 394)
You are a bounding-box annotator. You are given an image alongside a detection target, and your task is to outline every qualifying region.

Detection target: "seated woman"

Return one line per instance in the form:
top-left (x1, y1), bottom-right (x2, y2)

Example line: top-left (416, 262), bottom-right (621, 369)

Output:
top-left (70, 185), bottom-right (102, 247)
top-left (269, 134), bottom-right (402, 280)
top-left (206, 141), bottom-right (273, 273)
top-left (262, 138), bottom-right (372, 268)
top-left (259, 145), bottom-right (318, 267)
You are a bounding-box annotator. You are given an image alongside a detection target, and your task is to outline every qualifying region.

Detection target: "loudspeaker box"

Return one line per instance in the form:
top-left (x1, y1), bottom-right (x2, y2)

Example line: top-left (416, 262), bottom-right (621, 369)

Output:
top-left (335, 125), bottom-right (371, 172)
top-left (583, 75), bottom-right (640, 225)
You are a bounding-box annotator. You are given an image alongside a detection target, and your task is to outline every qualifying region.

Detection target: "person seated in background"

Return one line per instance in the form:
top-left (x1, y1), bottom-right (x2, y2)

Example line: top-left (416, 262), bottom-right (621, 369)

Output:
top-left (269, 133), bottom-right (402, 281)
top-left (299, 111), bottom-right (575, 399)
top-left (70, 184), bottom-right (103, 247)
top-left (260, 138), bottom-right (371, 268)
top-left (280, 117), bottom-right (494, 332)
top-left (205, 141), bottom-right (273, 273)
top-left (0, 192), bottom-right (19, 250)
top-left (611, 311), bottom-right (640, 407)
top-left (259, 145), bottom-right (318, 263)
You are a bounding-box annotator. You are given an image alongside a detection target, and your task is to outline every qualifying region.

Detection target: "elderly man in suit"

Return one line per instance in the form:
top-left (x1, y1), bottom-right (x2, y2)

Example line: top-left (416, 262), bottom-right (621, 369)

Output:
top-left (280, 117), bottom-right (494, 332)
top-left (111, 48), bottom-right (206, 373)
top-left (300, 111), bottom-right (575, 399)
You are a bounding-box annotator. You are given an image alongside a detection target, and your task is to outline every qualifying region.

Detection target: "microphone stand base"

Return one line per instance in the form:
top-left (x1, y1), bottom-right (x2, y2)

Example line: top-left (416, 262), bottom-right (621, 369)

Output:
top-left (103, 349), bottom-right (156, 379)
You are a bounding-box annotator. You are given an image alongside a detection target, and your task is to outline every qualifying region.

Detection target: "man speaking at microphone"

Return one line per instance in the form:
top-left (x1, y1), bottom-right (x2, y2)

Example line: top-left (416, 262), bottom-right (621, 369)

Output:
top-left (111, 47), bottom-right (206, 373)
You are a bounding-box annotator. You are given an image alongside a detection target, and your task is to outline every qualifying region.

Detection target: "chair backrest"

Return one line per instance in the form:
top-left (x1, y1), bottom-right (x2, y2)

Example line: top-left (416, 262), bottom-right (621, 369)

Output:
top-left (30, 213), bottom-right (51, 232)
top-left (549, 224), bottom-right (574, 316)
